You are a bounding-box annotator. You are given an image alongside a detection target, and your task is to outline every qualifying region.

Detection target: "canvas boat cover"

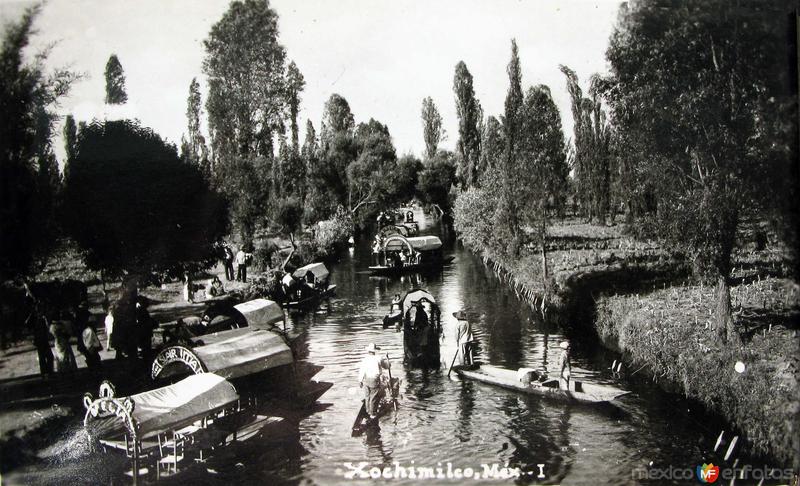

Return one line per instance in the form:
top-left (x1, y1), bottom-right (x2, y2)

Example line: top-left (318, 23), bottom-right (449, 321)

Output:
top-left (292, 262), bottom-right (329, 282)
top-left (126, 373), bottom-right (238, 439)
top-left (192, 330), bottom-right (294, 379)
top-left (152, 328), bottom-right (293, 380)
top-left (233, 298), bottom-right (284, 329)
top-left (402, 289), bottom-right (437, 315)
top-left (383, 235), bottom-right (442, 253)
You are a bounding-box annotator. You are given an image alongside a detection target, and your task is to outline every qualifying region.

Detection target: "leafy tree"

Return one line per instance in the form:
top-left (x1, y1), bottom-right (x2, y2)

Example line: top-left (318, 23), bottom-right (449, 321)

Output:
top-left (393, 154), bottom-right (423, 203)
top-left (453, 187), bottom-right (499, 252)
top-left (421, 96), bottom-right (445, 159)
top-left (313, 94), bottom-right (358, 216)
top-left (517, 85), bottom-right (568, 280)
top-left (416, 151), bottom-right (457, 218)
top-left (560, 65), bottom-right (612, 224)
top-left (0, 6), bottom-right (78, 278)
top-left (605, 0), bottom-right (797, 343)
top-left (285, 60), bottom-right (305, 151)
top-left (62, 120), bottom-right (228, 278)
top-left (181, 77), bottom-right (210, 176)
top-left (453, 61), bottom-right (481, 186)
top-left (104, 54), bottom-right (128, 105)
top-left (320, 93), bottom-right (355, 142)
top-left (496, 39), bottom-right (524, 255)
top-left (63, 114), bottom-right (77, 168)
top-left (203, 0), bottom-right (287, 236)
top-left (204, 0), bottom-right (286, 160)
top-left (348, 119), bottom-right (398, 224)
top-left (477, 115), bottom-right (504, 187)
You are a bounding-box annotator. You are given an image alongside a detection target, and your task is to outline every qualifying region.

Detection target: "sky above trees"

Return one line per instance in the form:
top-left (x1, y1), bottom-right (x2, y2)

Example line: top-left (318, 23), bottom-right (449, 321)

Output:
top-left (0, 0), bottom-right (621, 164)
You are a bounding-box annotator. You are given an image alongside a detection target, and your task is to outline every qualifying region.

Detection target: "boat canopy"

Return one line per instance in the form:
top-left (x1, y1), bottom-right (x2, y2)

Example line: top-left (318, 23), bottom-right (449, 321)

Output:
top-left (401, 288), bottom-right (437, 315)
top-left (292, 262), bottom-right (329, 282)
top-left (152, 328), bottom-right (293, 380)
top-left (382, 235), bottom-right (442, 253)
top-left (84, 373), bottom-right (239, 440)
top-left (234, 298), bottom-right (284, 329)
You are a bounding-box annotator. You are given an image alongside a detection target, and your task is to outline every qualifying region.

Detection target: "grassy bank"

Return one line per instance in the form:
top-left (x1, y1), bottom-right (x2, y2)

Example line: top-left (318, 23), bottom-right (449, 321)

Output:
top-left (595, 276), bottom-right (799, 469)
top-left (461, 218), bottom-right (799, 469)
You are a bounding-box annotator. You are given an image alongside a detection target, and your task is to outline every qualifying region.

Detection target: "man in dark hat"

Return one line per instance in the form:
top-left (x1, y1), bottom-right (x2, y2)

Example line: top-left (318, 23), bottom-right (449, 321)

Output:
top-left (453, 311), bottom-right (474, 365)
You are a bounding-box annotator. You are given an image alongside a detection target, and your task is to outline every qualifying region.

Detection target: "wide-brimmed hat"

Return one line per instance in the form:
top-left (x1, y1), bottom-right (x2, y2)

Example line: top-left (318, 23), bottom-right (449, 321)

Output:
top-left (559, 341), bottom-right (570, 350)
top-left (365, 343), bottom-right (380, 353)
top-left (452, 311), bottom-right (469, 320)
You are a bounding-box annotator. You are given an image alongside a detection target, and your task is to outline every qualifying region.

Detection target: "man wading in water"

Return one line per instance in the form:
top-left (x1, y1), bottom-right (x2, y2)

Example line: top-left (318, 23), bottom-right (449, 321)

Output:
top-left (358, 343), bottom-right (389, 419)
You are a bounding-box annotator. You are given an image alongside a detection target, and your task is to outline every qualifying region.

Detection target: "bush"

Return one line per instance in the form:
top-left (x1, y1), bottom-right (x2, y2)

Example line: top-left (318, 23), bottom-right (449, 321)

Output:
top-left (314, 206), bottom-right (353, 254)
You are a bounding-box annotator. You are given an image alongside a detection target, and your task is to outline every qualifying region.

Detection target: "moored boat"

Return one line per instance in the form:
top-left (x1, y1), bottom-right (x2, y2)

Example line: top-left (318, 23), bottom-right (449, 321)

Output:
top-left (454, 363), bottom-right (629, 404)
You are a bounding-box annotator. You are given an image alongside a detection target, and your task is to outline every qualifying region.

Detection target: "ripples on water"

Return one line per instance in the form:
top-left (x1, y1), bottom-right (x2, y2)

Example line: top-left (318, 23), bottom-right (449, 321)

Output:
top-left (207, 211), bottom-right (761, 485)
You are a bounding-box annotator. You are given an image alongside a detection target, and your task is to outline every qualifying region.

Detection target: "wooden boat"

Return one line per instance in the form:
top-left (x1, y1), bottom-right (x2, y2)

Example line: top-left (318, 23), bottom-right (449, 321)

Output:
top-left (454, 364), bottom-right (629, 404)
top-left (387, 289), bottom-right (442, 367)
top-left (282, 262), bottom-right (336, 309)
top-left (350, 377), bottom-right (399, 436)
top-left (369, 235), bottom-right (453, 275)
top-left (152, 299), bottom-right (294, 381)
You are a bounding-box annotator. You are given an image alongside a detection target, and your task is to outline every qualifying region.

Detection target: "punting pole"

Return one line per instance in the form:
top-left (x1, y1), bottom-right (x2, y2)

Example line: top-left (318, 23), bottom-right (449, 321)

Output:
top-left (447, 347), bottom-right (460, 378)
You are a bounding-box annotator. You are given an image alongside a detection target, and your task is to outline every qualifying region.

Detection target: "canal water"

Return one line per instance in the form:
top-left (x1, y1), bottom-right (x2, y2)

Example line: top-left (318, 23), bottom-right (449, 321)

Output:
top-left (227, 208), bottom-right (754, 486)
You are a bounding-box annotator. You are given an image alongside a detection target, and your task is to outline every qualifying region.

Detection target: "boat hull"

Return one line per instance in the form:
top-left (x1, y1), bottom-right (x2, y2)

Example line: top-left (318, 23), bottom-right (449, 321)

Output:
top-left (369, 257), bottom-right (455, 275)
top-left (285, 285), bottom-right (336, 309)
top-left (454, 364), bottom-right (628, 404)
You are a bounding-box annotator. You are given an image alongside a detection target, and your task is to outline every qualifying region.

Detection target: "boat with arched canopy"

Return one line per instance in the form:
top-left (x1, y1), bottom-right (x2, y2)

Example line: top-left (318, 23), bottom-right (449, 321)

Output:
top-left (386, 288), bottom-right (443, 367)
top-left (369, 235), bottom-right (453, 275)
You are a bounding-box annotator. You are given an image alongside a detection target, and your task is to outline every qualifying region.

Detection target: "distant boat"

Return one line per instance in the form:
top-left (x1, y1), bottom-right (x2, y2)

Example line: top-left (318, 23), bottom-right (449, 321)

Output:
top-left (369, 235), bottom-right (453, 275)
top-left (454, 364), bottom-right (629, 404)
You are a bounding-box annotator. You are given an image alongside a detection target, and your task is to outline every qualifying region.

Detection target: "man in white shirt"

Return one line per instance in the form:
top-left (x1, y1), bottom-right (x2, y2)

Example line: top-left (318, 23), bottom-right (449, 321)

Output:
top-left (358, 343), bottom-right (389, 418)
top-left (453, 311), bottom-right (474, 365)
top-left (235, 248), bottom-right (249, 282)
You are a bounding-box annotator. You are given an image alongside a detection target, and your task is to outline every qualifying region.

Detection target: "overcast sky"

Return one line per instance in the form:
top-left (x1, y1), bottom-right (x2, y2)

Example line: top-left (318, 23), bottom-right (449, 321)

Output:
top-left (0, 0), bottom-right (623, 164)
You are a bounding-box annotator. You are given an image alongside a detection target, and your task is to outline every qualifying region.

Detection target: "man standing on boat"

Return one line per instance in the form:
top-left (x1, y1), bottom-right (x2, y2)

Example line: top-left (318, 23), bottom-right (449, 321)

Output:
top-left (358, 343), bottom-right (389, 419)
top-left (453, 311), bottom-right (474, 365)
top-left (558, 341), bottom-right (571, 390)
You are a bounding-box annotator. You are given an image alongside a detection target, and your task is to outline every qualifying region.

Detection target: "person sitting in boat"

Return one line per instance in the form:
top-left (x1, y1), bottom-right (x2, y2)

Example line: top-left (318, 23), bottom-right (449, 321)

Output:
top-left (453, 311), bottom-right (474, 365)
top-left (358, 343), bottom-right (390, 419)
top-left (389, 294), bottom-right (401, 313)
top-left (414, 302), bottom-right (429, 334)
top-left (558, 341), bottom-right (571, 390)
top-left (208, 276), bottom-right (225, 297)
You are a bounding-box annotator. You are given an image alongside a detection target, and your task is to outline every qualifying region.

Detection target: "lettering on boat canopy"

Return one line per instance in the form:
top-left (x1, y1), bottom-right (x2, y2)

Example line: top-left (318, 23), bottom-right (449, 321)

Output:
top-left (151, 345), bottom-right (207, 379)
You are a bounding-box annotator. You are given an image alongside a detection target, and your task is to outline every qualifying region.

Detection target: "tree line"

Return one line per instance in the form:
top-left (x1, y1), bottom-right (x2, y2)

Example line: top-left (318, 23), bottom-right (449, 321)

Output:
top-left (452, 0), bottom-right (798, 346)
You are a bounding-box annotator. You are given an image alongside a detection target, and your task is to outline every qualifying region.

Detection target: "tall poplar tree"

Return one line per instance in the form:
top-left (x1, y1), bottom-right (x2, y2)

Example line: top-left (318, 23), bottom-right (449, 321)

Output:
top-left (104, 54), bottom-right (128, 104)
top-left (453, 61), bottom-right (481, 187)
top-left (421, 96), bottom-right (445, 160)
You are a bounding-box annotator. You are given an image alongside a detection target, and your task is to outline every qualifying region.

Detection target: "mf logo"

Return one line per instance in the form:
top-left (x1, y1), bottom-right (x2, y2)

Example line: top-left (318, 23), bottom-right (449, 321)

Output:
top-left (696, 463), bottom-right (720, 483)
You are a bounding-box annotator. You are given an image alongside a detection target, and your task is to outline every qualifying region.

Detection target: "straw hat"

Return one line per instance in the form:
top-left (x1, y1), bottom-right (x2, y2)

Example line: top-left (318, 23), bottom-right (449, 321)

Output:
top-left (365, 343), bottom-right (380, 354)
top-left (452, 311), bottom-right (469, 320)
top-left (559, 341), bottom-right (570, 350)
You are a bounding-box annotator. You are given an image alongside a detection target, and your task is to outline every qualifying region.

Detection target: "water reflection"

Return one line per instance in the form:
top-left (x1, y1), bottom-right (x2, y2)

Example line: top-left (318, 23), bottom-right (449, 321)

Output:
top-left (264, 208), bottom-right (769, 485)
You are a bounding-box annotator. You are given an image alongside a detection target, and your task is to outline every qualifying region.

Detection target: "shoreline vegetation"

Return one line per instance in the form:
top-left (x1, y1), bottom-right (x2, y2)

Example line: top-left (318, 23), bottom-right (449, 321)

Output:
top-left (458, 216), bottom-right (799, 469)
